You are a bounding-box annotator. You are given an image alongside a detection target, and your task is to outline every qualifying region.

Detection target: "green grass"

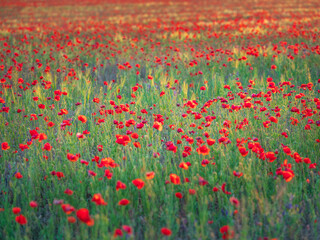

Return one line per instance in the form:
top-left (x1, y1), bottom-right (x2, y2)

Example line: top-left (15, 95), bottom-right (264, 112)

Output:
top-left (0, 0), bottom-right (320, 239)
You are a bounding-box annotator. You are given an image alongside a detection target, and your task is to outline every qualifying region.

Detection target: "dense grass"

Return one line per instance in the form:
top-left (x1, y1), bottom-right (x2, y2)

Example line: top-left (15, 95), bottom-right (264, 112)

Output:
top-left (0, 0), bottom-right (320, 239)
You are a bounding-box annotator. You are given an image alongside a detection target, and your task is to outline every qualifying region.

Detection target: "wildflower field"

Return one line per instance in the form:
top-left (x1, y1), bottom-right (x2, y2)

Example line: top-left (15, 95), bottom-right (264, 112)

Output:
top-left (0, 0), bottom-right (320, 239)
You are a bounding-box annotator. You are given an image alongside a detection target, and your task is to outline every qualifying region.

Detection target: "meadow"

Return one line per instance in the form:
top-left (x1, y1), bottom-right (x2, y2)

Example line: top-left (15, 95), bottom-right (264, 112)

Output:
top-left (0, 0), bottom-right (320, 239)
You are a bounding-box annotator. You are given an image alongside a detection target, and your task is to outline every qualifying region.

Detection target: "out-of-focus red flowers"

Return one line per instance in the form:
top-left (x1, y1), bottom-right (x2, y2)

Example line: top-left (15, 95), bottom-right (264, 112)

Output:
top-left (92, 193), bottom-right (107, 205)
top-left (1, 142), bottom-right (10, 150)
top-left (118, 199), bottom-right (130, 206)
top-left (132, 179), bottom-right (145, 189)
top-left (76, 209), bottom-right (94, 226)
top-left (78, 115), bottom-right (87, 123)
top-left (161, 227), bottom-right (172, 236)
top-left (15, 215), bottom-right (27, 225)
top-left (115, 135), bottom-right (131, 146)
top-left (220, 225), bottom-right (234, 239)
top-left (196, 145), bottom-right (210, 155)
top-left (170, 174), bottom-right (181, 185)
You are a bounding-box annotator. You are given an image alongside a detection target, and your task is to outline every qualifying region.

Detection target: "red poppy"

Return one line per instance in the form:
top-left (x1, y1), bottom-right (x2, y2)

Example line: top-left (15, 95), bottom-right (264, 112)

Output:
top-left (161, 227), bottom-right (172, 236)
top-left (221, 183), bottom-right (231, 195)
top-left (76, 208), bottom-right (94, 226)
top-left (116, 181), bottom-right (127, 191)
top-left (43, 142), bottom-right (52, 151)
top-left (15, 172), bottom-right (23, 179)
top-left (282, 169), bottom-right (294, 182)
top-left (78, 115), bottom-right (87, 123)
top-left (118, 199), bottom-right (130, 206)
top-left (189, 189), bottom-right (196, 195)
top-left (67, 216), bottom-right (76, 223)
top-left (196, 145), bottom-right (210, 155)
top-left (114, 229), bottom-right (123, 237)
top-left (233, 171), bottom-right (243, 178)
top-left (67, 153), bottom-right (79, 162)
top-left (64, 188), bottom-right (73, 195)
top-left (132, 179), bottom-right (145, 189)
top-left (29, 201), bottom-right (38, 208)
top-left (229, 197), bottom-right (240, 207)
top-left (61, 204), bottom-right (75, 215)
top-left (175, 192), bottom-right (183, 199)
top-left (266, 152), bottom-right (277, 162)
top-left (169, 174), bottom-right (181, 185)
top-left (91, 193), bottom-right (107, 205)
top-left (1, 142), bottom-right (10, 151)
top-left (115, 135), bottom-right (131, 146)
top-left (220, 225), bottom-right (234, 239)
top-left (12, 207), bottom-right (21, 214)
top-left (133, 142), bottom-right (141, 148)
top-left (122, 225), bottom-right (133, 235)
top-left (153, 121), bottom-right (163, 131)
top-left (207, 138), bottom-right (216, 146)
top-left (179, 162), bottom-right (189, 170)
top-left (146, 171), bottom-right (155, 180)
top-left (15, 215), bottom-right (27, 225)
top-left (131, 133), bottom-right (139, 139)
top-left (238, 146), bottom-right (248, 157)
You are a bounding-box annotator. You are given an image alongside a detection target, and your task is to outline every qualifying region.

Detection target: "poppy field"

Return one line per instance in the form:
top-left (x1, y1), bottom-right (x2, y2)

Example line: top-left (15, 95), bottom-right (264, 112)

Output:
top-left (1, 0), bottom-right (320, 239)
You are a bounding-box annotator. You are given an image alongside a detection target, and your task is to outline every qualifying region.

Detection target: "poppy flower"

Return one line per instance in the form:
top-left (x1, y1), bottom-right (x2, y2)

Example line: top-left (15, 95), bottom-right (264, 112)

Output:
top-left (220, 225), bottom-right (234, 239)
top-left (122, 225), bottom-right (133, 235)
top-left (118, 199), bottom-right (130, 206)
top-left (131, 133), bottom-right (139, 139)
top-left (15, 172), bottom-right (23, 179)
top-left (153, 121), bottom-right (163, 131)
top-left (199, 176), bottom-right (208, 186)
top-left (161, 227), bottom-right (172, 236)
top-left (238, 146), bottom-right (248, 157)
top-left (233, 171), bottom-right (243, 178)
top-left (91, 193), bottom-right (107, 205)
top-left (29, 201), bottom-right (38, 208)
top-left (114, 229), bottom-right (123, 237)
top-left (133, 142), bottom-right (141, 148)
top-left (189, 189), bottom-right (196, 195)
top-left (146, 171), bottom-right (155, 180)
top-left (61, 204), bottom-right (75, 215)
top-left (266, 152), bottom-right (277, 162)
top-left (67, 153), bottom-right (79, 162)
top-left (67, 216), bottom-right (76, 223)
top-left (98, 157), bottom-right (118, 168)
top-left (116, 181), bottom-right (127, 191)
top-left (282, 169), bottom-right (294, 182)
top-left (132, 179), bottom-right (145, 189)
top-left (12, 207), bottom-right (21, 214)
top-left (169, 174), bottom-right (181, 185)
top-left (78, 115), bottom-right (87, 123)
top-left (43, 142), bottom-right (52, 151)
top-left (201, 159), bottom-right (210, 167)
top-left (229, 197), bottom-right (240, 207)
top-left (15, 214), bottom-right (27, 225)
top-left (1, 142), bottom-right (10, 150)
top-left (207, 138), bottom-right (216, 146)
top-left (76, 208), bottom-right (94, 226)
top-left (175, 192), bottom-right (183, 199)
top-left (269, 116), bottom-right (278, 123)
top-left (213, 187), bottom-right (219, 192)
top-left (196, 145), bottom-right (210, 155)
top-left (179, 162), bottom-right (189, 170)
top-left (221, 183), bottom-right (231, 195)
top-left (115, 135), bottom-right (131, 146)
